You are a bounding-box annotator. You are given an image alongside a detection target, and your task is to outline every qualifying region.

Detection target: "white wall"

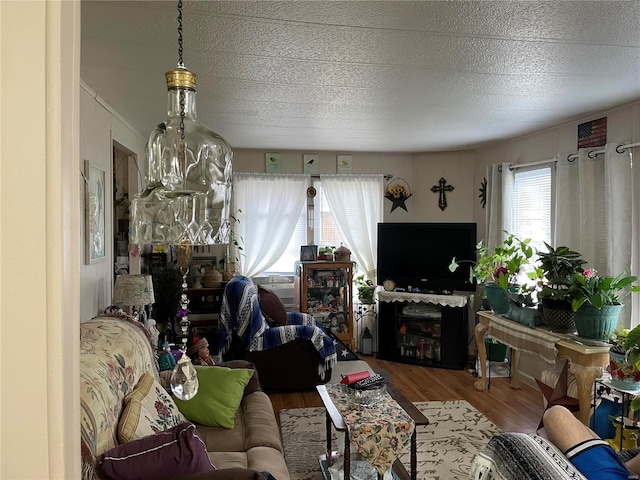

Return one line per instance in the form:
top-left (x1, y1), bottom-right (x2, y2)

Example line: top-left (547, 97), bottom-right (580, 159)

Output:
top-left (1, 2), bottom-right (80, 478)
top-left (79, 85), bottom-right (145, 320)
top-left (233, 149), bottom-right (477, 224)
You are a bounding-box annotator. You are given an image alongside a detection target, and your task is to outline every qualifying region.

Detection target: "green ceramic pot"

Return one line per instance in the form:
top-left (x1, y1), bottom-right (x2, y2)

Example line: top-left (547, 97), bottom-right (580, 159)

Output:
top-left (485, 283), bottom-right (517, 315)
top-left (574, 304), bottom-right (623, 341)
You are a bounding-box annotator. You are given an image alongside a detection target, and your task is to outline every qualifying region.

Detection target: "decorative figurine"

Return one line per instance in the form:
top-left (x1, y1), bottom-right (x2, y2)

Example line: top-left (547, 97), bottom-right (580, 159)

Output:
top-left (158, 341), bottom-right (177, 371)
top-left (187, 337), bottom-right (217, 366)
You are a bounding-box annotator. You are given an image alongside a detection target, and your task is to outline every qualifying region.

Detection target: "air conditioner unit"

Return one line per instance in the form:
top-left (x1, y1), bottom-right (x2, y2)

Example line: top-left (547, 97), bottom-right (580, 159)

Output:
top-left (252, 276), bottom-right (296, 311)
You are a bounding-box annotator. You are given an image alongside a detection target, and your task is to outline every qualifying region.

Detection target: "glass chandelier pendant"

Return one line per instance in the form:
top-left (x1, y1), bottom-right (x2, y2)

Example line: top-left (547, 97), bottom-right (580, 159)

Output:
top-left (170, 245), bottom-right (199, 400)
top-left (129, 1), bottom-right (233, 246)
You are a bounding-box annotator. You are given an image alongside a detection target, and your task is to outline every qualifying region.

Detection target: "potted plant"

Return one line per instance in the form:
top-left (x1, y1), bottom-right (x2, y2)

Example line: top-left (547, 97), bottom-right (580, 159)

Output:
top-left (609, 326), bottom-right (640, 391)
top-left (567, 269), bottom-right (640, 341)
top-left (449, 232), bottom-right (534, 314)
top-left (354, 275), bottom-right (377, 304)
top-left (529, 243), bottom-right (586, 332)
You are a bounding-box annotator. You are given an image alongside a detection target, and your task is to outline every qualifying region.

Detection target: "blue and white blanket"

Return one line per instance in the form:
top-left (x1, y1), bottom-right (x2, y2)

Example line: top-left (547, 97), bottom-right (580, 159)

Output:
top-left (219, 275), bottom-right (337, 377)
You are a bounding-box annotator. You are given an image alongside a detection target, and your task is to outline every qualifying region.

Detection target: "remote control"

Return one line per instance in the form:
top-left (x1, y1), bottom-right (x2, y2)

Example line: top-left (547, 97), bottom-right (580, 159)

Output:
top-left (351, 373), bottom-right (386, 390)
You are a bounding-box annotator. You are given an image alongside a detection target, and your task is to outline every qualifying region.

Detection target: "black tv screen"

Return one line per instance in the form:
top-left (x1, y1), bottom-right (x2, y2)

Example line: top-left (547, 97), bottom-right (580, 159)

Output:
top-left (377, 222), bottom-right (477, 293)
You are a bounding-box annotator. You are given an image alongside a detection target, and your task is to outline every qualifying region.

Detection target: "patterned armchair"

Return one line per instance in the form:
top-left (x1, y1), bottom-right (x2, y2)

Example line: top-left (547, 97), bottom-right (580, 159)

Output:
top-left (219, 275), bottom-right (337, 390)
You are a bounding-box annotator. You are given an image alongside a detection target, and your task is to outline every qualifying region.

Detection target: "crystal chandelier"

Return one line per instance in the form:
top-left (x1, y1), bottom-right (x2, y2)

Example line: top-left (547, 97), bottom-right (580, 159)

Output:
top-left (129, 0), bottom-right (233, 247)
top-left (129, 0), bottom-right (234, 400)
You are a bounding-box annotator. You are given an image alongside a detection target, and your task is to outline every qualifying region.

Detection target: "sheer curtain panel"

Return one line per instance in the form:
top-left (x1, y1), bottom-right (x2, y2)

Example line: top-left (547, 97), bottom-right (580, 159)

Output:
top-left (320, 174), bottom-right (384, 281)
top-left (555, 144), bottom-right (634, 326)
top-left (485, 162), bottom-right (515, 250)
top-left (233, 173), bottom-right (309, 277)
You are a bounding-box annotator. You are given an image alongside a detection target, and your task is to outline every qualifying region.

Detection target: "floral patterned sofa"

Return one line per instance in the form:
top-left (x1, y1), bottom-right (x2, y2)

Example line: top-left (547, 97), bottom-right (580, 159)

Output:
top-left (80, 314), bottom-right (290, 480)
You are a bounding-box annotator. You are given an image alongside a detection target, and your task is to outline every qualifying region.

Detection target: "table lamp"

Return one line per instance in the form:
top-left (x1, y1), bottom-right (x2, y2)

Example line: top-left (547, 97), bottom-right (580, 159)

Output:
top-left (113, 274), bottom-right (155, 323)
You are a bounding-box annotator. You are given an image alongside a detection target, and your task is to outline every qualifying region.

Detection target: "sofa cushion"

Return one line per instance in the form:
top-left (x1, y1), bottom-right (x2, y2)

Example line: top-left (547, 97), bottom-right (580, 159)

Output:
top-left (80, 315), bottom-right (159, 474)
top-left (98, 422), bottom-right (215, 480)
top-left (257, 285), bottom-right (287, 326)
top-left (196, 391), bottom-right (284, 454)
top-left (118, 372), bottom-right (188, 443)
top-left (218, 360), bottom-right (260, 396)
top-left (174, 366), bottom-right (255, 429)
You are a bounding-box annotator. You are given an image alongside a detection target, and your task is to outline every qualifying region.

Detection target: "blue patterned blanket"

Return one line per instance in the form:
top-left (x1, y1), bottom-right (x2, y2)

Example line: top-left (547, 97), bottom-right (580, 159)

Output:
top-left (219, 276), bottom-right (337, 376)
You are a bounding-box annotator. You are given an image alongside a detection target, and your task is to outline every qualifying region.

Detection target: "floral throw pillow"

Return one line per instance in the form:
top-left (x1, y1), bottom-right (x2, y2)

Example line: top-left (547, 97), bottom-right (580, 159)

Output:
top-left (118, 372), bottom-right (187, 444)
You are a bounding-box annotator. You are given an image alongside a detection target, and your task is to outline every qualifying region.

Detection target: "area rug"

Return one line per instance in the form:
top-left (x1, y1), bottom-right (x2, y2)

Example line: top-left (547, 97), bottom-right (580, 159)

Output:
top-left (329, 332), bottom-right (359, 361)
top-left (280, 399), bottom-right (499, 480)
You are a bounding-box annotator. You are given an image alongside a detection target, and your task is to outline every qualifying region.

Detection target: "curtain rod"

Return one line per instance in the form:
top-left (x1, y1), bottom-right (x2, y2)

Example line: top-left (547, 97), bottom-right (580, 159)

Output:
top-left (503, 141), bottom-right (640, 171)
top-left (566, 141), bottom-right (640, 162)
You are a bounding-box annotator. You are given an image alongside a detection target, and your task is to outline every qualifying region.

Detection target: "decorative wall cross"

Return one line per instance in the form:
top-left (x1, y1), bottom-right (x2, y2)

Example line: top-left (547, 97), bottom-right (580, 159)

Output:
top-left (431, 177), bottom-right (454, 211)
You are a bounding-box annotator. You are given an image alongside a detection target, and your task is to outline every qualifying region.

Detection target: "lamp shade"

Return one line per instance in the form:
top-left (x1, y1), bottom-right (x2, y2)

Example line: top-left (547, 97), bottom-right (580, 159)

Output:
top-left (113, 274), bottom-right (155, 307)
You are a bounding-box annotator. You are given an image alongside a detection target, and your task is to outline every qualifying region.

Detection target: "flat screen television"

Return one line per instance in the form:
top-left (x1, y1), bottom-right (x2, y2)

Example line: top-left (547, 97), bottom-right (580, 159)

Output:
top-left (377, 222), bottom-right (477, 293)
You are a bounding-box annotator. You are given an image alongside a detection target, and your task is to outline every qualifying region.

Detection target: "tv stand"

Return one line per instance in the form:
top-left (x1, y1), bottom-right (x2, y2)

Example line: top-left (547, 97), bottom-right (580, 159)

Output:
top-left (376, 291), bottom-right (469, 370)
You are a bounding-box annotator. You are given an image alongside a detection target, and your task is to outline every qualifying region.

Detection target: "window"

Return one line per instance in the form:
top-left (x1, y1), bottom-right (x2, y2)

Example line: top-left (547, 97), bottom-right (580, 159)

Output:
top-left (511, 166), bottom-right (552, 283)
top-left (261, 203), bottom-right (306, 274)
top-left (312, 180), bottom-right (343, 247)
top-left (511, 166), bottom-right (552, 251)
top-left (261, 180), bottom-right (344, 275)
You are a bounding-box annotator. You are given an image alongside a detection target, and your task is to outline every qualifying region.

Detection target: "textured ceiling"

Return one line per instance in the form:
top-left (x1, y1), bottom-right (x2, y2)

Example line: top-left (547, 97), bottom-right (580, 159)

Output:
top-left (81, 1), bottom-right (640, 153)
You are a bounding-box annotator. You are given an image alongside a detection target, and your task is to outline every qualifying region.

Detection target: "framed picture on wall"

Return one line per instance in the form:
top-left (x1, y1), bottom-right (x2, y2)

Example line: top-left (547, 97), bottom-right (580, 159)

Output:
top-left (84, 159), bottom-right (106, 264)
top-left (300, 245), bottom-right (318, 261)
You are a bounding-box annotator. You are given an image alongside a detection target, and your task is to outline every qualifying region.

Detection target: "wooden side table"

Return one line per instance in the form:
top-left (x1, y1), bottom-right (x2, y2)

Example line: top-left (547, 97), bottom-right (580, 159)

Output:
top-left (316, 383), bottom-right (428, 480)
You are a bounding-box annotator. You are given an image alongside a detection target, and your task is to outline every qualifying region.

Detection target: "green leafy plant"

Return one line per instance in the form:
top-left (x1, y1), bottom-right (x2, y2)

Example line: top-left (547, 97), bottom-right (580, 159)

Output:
top-left (449, 232), bottom-right (534, 290)
top-left (227, 209), bottom-right (244, 275)
top-left (354, 274), bottom-right (376, 304)
top-left (529, 243), bottom-right (586, 300)
top-left (611, 326), bottom-right (640, 411)
top-left (567, 268), bottom-right (640, 311)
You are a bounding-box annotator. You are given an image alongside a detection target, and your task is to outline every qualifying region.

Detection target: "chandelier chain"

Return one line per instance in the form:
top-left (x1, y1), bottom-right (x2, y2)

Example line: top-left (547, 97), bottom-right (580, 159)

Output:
top-left (177, 0), bottom-right (185, 140)
top-left (177, 0), bottom-right (184, 68)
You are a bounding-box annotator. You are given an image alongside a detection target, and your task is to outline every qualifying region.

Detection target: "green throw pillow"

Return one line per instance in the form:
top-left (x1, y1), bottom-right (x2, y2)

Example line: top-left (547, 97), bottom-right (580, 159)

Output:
top-left (173, 366), bottom-right (255, 429)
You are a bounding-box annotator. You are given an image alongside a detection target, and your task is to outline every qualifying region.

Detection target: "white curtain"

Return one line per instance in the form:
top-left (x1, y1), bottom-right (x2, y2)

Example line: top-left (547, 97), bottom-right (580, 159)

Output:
top-left (320, 174), bottom-right (384, 282)
top-left (555, 144), bottom-right (634, 326)
top-left (485, 162), bottom-right (515, 250)
top-left (233, 173), bottom-right (309, 277)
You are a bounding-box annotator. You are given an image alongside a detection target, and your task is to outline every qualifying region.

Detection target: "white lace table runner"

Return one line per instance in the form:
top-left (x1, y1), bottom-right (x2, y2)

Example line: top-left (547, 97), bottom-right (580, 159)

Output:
top-left (378, 291), bottom-right (468, 308)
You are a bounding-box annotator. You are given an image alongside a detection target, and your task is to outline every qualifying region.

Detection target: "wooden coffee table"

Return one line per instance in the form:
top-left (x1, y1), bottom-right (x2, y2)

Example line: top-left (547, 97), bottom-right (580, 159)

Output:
top-left (316, 382), bottom-right (429, 480)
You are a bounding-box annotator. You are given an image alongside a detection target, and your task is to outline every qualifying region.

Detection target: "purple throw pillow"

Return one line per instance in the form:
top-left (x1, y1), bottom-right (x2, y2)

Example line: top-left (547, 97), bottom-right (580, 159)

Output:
top-left (98, 422), bottom-right (215, 480)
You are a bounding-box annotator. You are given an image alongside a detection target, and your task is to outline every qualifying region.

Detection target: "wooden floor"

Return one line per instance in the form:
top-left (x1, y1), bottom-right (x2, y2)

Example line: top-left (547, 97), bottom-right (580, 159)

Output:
top-left (267, 355), bottom-right (545, 434)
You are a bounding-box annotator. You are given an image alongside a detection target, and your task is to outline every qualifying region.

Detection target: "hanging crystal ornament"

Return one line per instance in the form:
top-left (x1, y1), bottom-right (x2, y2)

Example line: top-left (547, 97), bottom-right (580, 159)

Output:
top-left (170, 243), bottom-right (199, 400)
top-left (129, 0), bottom-right (232, 246)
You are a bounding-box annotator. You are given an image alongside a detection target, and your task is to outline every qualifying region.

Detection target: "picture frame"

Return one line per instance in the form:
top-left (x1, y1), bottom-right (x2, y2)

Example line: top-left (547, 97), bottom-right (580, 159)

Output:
top-left (84, 160), bottom-right (106, 264)
top-left (300, 245), bottom-right (318, 261)
top-left (337, 155), bottom-right (352, 174)
top-left (265, 152), bottom-right (282, 173)
top-left (189, 256), bottom-right (218, 287)
top-left (303, 154), bottom-right (319, 174)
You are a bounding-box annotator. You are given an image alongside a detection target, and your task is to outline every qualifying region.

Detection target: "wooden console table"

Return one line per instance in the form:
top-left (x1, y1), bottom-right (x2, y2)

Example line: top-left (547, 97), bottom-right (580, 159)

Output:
top-left (475, 310), bottom-right (611, 425)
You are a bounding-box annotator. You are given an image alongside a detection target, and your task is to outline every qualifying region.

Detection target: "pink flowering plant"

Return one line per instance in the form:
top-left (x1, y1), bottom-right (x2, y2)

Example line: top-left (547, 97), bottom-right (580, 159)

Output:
top-left (449, 233), bottom-right (534, 290)
top-left (567, 268), bottom-right (640, 312)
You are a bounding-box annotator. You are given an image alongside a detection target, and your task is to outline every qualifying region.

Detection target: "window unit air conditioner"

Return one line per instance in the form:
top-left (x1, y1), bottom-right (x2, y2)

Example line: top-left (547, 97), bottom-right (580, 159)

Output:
top-left (252, 276), bottom-right (296, 311)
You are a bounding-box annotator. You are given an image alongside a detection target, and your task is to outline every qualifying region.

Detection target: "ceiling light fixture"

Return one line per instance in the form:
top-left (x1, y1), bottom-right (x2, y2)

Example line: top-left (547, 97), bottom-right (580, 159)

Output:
top-left (129, 0), bottom-right (233, 248)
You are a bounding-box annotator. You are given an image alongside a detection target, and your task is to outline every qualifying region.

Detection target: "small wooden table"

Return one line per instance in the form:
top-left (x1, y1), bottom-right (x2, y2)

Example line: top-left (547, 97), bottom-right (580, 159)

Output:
top-left (474, 310), bottom-right (611, 425)
top-left (316, 383), bottom-right (429, 480)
